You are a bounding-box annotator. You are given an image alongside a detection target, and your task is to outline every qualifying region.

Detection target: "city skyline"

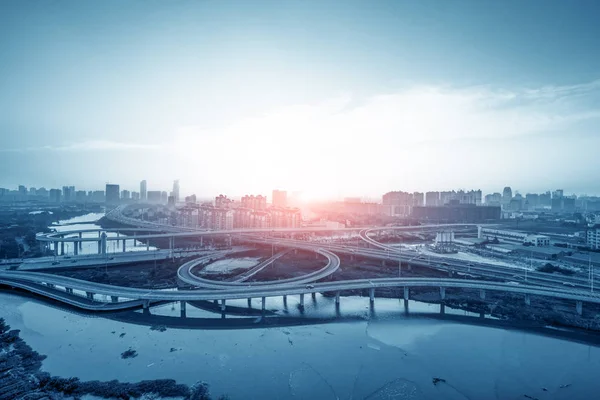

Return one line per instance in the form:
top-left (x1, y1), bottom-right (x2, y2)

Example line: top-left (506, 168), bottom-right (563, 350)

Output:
top-left (1, 1), bottom-right (600, 198)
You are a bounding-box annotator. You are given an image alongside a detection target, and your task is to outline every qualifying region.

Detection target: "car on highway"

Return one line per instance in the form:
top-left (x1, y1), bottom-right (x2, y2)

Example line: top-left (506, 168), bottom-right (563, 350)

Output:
top-left (51, 261), bottom-right (59, 265)
top-left (305, 284), bottom-right (314, 289)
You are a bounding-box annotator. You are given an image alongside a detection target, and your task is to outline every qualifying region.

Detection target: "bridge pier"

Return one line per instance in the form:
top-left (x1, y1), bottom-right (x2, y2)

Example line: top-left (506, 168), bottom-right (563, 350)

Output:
top-left (299, 294), bottom-right (305, 308)
top-left (262, 297), bottom-right (266, 311)
top-left (479, 289), bottom-right (486, 300)
top-left (73, 242), bottom-right (78, 255)
top-left (61, 241), bottom-right (65, 255)
top-left (97, 240), bottom-right (102, 254)
top-left (335, 291), bottom-right (340, 305)
top-left (146, 241), bottom-right (150, 251)
top-left (369, 287), bottom-right (375, 303)
top-left (143, 299), bottom-right (150, 309)
top-left (440, 303), bottom-right (445, 314)
top-left (524, 294), bottom-right (531, 306)
top-left (439, 287), bottom-right (446, 300)
top-left (311, 292), bottom-right (316, 300)
top-left (86, 292), bottom-right (94, 300)
top-left (54, 242), bottom-right (59, 256)
top-left (111, 296), bottom-right (118, 303)
top-left (247, 298), bottom-right (252, 308)
top-left (180, 301), bottom-right (186, 312)
top-left (576, 301), bottom-right (583, 316)
top-left (200, 236), bottom-right (203, 247)
top-left (123, 239), bottom-right (126, 252)
top-left (404, 287), bottom-right (410, 301)
top-left (220, 299), bottom-right (226, 312)
top-left (78, 232), bottom-right (83, 250)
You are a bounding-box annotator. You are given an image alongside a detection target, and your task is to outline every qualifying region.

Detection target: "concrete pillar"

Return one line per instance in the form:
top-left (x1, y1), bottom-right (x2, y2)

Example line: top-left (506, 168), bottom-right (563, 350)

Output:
top-left (86, 292), bottom-right (94, 300)
top-left (369, 287), bottom-right (375, 303)
top-left (440, 287), bottom-right (446, 300)
top-left (143, 300), bottom-right (150, 309)
top-left (111, 296), bottom-right (118, 303)
top-left (398, 260), bottom-right (402, 276)
top-left (262, 297), bottom-right (266, 311)
top-left (335, 291), bottom-right (340, 305)
top-left (54, 242), bottom-right (59, 256)
top-left (180, 301), bottom-right (186, 312)
top-left (220, 299), bottom-right (226, 312)
top-left (97, 240), bottom-right (102, 254)
top-left (283, 295), bottom-right (287, 307)
top-left (404, 287), bottom-right (410, 301)
top-left (247, 298), bottom-right (252, 308)
top-left (479, 289), bottom-right (486, 300)
top-left (61, 241), bottom-right (65, 255)
top-left (311, 292), bottom-right (316, 300)
top-left (576, 301), bottom-right (583, 315)
top-left (146, 240), bottom-right (150, 251)
top-left (78, 232), bottom-right (83, 249)
top-left (524, 294), bottom-right (531, 306)
top-left (122, 239), bottom-right (126, 252)
top-left (200, 236), bottom-right (203, 247)
top-left (100, 233), bottom-right (107, 255)
top-left (73, 242), bottom-right (78, 256)
top-left (300, 294), bottom-right (305, 307)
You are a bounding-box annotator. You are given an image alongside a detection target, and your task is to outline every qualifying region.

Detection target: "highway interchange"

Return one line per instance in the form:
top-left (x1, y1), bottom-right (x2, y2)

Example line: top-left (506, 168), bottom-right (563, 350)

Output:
top-left (1, 221), bottom-right (599, 316)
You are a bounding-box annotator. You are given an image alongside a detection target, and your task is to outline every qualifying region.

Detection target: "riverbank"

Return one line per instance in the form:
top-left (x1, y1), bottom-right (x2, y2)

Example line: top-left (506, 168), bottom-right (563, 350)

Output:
top-left (0, 318), bottom-right (221, 400)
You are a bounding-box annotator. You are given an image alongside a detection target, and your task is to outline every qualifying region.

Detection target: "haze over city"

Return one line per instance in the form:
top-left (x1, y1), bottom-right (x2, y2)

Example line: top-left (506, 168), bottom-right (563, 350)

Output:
top-left (2, 1), bottom-right (600, 198)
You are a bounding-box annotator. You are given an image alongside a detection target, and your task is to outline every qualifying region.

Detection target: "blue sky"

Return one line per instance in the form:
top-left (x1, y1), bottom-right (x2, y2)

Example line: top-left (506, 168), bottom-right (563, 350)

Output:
top-left (1, 1), bottom-right (599, 199)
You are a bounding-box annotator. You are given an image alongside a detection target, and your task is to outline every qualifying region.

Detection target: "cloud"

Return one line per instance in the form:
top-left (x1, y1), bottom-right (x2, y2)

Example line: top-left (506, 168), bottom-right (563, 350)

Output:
top-left (1, 140), bottom-right (160, 153)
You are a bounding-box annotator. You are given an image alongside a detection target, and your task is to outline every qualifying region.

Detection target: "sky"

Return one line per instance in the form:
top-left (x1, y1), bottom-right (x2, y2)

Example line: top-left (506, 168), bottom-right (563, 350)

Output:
top-left (1, 0), bottom-right (600, 200)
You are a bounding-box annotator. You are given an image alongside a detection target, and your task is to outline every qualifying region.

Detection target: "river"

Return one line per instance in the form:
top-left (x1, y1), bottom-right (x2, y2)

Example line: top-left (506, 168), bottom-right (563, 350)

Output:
top-left (1, 291), bottom-right (599, 400)
top-left (49, 213), bottom-right (157, 255)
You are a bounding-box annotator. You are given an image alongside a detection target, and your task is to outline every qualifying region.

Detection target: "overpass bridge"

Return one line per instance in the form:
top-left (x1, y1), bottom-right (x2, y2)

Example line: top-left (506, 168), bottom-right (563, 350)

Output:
top-left (1, 268), bottom-right (598, 316)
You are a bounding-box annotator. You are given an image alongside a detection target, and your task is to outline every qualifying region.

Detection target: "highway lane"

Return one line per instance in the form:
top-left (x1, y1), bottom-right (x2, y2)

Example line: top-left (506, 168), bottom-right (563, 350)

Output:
top-left (1, 270), bottom-right (599, 306)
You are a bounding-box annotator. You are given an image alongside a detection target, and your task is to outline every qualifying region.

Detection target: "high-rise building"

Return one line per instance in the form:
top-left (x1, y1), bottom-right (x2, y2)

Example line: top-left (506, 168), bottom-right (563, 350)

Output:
top-left (382, 191), bottom-right (413, 216)
top-left (485, 192), bottom-right (502, 206)
top-left (18, 185), bottom-right (27, 197)
top-left (215, 194), bottom-right (232, 209)
top-left (105, 184), bottom-right (120, 205)
top-left (62, 186), bottom-right (75, 202)
top-left (172, 180), bottom-right (180, 203)
top-left (75, 190), bottom-right (87, 203)
top-left (413, 192), bottom-right (424, 206)
top-left (161, 191), bottom-right (168, 204)
top-left (121, 190), bottom-right (131, 200)
top-left (140, 180), bottom-right (147, 201)
top-left (502, 187), bottom-right (513, 208)
top-left (425, 191), bottom-right (440, 206)
top-left (272, 190), bottom-right (287, 208)
top-left (49, 189), bottom-right (61, 203)
top-left (131, 192), bottom-right (140, 201)
top-left (241, 195), bottom-right (267, 210)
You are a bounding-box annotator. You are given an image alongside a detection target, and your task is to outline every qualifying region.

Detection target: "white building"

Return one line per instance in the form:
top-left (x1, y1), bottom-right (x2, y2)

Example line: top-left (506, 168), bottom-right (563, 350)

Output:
top-left (588, 228), bottom-right (600, 250)
top-left (478, 226), bottom-right (550, 247)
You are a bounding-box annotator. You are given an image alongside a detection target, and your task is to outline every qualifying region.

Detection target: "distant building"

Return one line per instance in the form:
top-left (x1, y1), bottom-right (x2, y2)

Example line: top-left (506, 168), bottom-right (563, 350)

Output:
top-left (185, 194), bottom-right (197, 204)
top-left (105, 184), bottom-right (120, 205)
top-left (485, 192), bottom-right (502, 206)
top-left (425, 191), bottom-right (440, 206)
top-left (90, 191), bottom-right (105, 203)
top-left (121, 190), bottom-right (131, 200)
top-left (62, 186), bottom-right (75, 202)
top-left (382, 191), bottom-right (413, 216)
top-left (49, 189), bottom-right (61, 203)
top-left (413, 192), bottom-right (424, 206)
top-left (241, 194), bottom-right (267, 210)
top-left (412, 203), bottom-right (500, 223)
top-left (502, 186), bottom-right (513, 208)
top-left (272, 190), bottom-right (287, 208)
top-left (587, 227), bottom-right (600, 250)
top-left (167, 195), bottom-right (175, 207)
top-left (131, 191), bottom-right (140, 201)
top-left (215, 194), bottom-right (232, 209)
top-left (140, 180), bottom-right (147, 201)
top-left (75, 190), bottom-right (87, 203)
top-left (172, 180), bottom-right (180, 203)
top-left (147, 191), bottom-right (162, 203)
top-left (478, 227), bottom-right (550, 246)
top-left (160, 191), bottom-right (168, 204)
